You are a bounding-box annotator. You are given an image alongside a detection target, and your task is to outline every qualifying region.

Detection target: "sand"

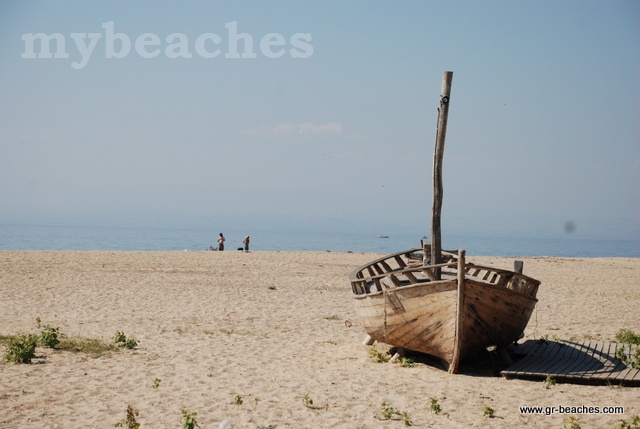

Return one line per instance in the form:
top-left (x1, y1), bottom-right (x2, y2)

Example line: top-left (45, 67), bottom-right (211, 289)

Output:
top-left (0, 250), bottom-right (638, 428)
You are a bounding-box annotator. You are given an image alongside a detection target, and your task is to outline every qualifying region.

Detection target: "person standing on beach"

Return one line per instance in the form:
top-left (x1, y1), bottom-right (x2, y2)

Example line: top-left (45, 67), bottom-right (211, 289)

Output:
top-left (242, 235), bottom-right (250, 252)
top-left (217, 233), bottom-right (225, 251)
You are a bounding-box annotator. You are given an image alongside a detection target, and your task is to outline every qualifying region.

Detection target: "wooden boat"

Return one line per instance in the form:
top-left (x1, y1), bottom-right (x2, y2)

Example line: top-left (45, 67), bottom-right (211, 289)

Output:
top-left (349, 246), bottom-right (541, 373)
top-left (350, 72), bottom-right (541, 373)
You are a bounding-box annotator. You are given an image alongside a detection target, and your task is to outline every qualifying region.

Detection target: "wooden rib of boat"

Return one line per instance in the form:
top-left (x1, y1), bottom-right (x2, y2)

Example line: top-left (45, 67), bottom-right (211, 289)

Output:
top-left (349, 246), bottom-right (541, 373)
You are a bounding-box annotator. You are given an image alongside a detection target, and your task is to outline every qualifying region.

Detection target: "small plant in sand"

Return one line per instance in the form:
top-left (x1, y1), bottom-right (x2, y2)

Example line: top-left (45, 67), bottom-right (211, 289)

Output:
top-left (378, 402), bottom-right (398, 420)
top-left (543, 375), bottom-right (557, 389)
top-left (59, 336), bottom-right (119, 357)
top-left (615, 415), bottom-right (640, 429)
top-left (267, 285), bottom-right (277, 290)
top-left (234, 394), bottom-right (243, 406)
top-left (181, 409), bottom-right (200, 429)
top-left (395, 357), bottom-right (415, 368)
top-left (1, 322), bottom-right (118, 360)
top-left (33, 317), bottom-right (60, 348)
top-left (302, 393), bottom-right (327, 410)
top-left (302, 393), bottom-right (314, 408)
top-left (38, 324), bottom-right (61, 348)
top-left (115, 405), bottom-right (140, 429)
top-left (616, 347), bottom-right (640, 369)
top-left (615, 329), bottom-right (640, 369)
top-left (258, 425), bottom-right (277, 429)
top-left (368, 346), bottom-right (390, 363)
top-left (114, 331), bottom-right (138, 349)
top-left (3, 334), bottom-right (37, 363)
top-left (400, 411), bottom-right (413, 426)
top-left (563, 415), bottom-right (581, 429)
top-left (152, 378), bottom-right (161, 389)
top-left (483, 405), bottom-right (495, 418)
top-left (376, 402), bottom-right (412, 425)
top-left (114, 331), bottom-right (126, 344)
top-left (615, 329), bottom-right (640, 344)
top-left (429, 396), bottom-right (442, 414)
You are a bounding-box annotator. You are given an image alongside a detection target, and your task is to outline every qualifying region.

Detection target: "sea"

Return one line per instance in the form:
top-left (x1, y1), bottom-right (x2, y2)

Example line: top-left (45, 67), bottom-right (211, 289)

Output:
top-left (1, 223), bottom-right (639, 257)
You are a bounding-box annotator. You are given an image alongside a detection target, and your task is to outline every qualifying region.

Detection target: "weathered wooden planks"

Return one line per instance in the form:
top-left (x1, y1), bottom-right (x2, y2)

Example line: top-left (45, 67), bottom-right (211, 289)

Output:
top-left (501, 340), bottom-right (640, 386)
top-left (350, 247), bottom-right (541, 373)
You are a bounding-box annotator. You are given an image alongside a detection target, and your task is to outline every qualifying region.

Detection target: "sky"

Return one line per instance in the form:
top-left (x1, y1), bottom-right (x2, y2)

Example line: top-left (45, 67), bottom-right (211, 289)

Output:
top-left (1, 0), bottom-right (639, 240)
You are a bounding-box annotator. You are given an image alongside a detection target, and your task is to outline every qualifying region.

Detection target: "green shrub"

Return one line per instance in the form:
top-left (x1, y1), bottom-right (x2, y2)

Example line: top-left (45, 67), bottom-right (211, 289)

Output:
top-left (563, 415), bottom-right (581, 429)
top-left (615, 328), bottom-right (640, 369)
top-left (302, 393), bottom-right (314, 408)
top-left (368, 347), bottom-right (390, 363)
top-left (181, 409), bottom-right (200, 429)
top-left (395, 357), bottom-right (415, 368)
top-left (114, 331), bottom-right (138, 349)
top-left (301, 393), bottom-right (327, 410)
top-left (378, 402), bottom-right (398, 420)
top-left (544, 375), bottom-right (557, 389)
top-left (38, 325), bottom-right (60, 348)
top-left (377, 402), bottom-right (412, 425)
top-left (616, 329), bottom-right (640, 344)
top-left (115, 405), bottom-right (140, 429)
top-left (429, 396), bottom-right (442, 414)
top-left (615, 346), bottom-right (640, 369)
top-left (614, 415), bottom-right (640, 429)
top-left (4, 334), bottom-right (38, 363)
top-left (483, 405), bottom-right (495, 418)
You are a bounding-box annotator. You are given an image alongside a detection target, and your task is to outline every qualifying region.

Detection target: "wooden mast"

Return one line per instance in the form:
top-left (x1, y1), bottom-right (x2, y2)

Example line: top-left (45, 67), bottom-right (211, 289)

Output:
top-left (430, 71), bottom-right (453, 279)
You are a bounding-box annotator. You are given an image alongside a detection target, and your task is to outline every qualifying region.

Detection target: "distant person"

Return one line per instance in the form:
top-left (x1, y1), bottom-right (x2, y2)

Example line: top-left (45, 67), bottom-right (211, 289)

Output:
top-left (217, 233), bottom-right (225, 251)
top-left (243, 235), bottom-right (250, 252)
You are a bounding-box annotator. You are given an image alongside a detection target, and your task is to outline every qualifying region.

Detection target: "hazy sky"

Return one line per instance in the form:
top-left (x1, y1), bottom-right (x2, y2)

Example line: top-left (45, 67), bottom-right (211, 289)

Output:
top-left (1, 1), bottom-right (639, 240)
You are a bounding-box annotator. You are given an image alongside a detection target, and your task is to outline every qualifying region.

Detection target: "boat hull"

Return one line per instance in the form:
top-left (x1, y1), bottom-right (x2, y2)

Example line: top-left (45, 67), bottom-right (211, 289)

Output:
top-left (354, 280), bottom-right (458, 366)
top-left (350, 248), bottom-right (540, 373)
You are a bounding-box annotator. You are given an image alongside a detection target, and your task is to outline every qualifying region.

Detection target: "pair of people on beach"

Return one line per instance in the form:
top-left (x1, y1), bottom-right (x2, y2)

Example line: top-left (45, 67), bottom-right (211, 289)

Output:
top-left (215, 233), bottom-right (250, 252)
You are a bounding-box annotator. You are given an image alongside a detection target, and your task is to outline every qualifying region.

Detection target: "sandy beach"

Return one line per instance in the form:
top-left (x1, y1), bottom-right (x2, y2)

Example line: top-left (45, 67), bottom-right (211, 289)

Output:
top-left (1, 250), bottom-right (638, 428)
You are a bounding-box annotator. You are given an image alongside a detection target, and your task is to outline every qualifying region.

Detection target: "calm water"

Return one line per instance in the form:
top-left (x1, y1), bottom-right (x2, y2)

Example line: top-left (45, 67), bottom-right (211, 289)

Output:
top-left (1, 224), bottom-right (639, 257)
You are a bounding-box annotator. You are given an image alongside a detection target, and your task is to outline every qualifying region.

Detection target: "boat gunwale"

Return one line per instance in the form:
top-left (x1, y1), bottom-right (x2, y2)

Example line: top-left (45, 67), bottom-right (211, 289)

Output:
top-left (352, 276), bottom-right (539, 302)
top-left (350, 247), bottom-right (541, 300)
top-left (348, 247), bottom-right (455, 281)
top-left (351, 278), bottom-right (457, 299)
top-left (352, 261), bottom-right (457, 283)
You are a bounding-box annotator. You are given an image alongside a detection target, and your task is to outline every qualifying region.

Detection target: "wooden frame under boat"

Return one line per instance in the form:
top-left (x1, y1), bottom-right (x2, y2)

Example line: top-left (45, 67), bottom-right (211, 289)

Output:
top-left (349, 247), bottom-right (541, 373)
